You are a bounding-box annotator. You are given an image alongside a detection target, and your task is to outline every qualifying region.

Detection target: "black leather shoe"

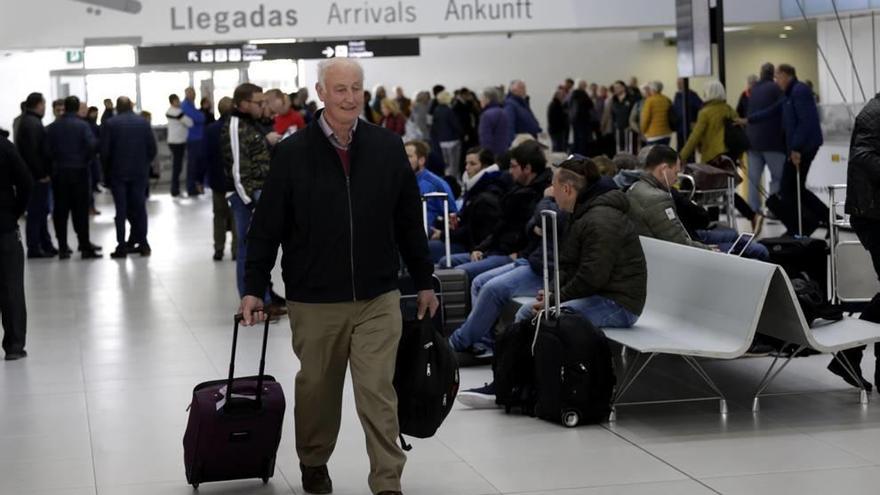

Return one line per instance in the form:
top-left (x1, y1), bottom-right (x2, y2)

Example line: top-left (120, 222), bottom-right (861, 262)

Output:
top-left (28, 250), bottom-right (53, 259)
top-left (139, 244), bottom-right (152, 257)
top-left (828, 358), bottom-right (873, 392)
top-left (59, 248), bottom-right (72, 260)
top-left (213, 250), bottom-right (223, 261)
top-left (43, 246), bottom-right (59, 256)
top-left (300, 464), bottom-right (332, 494)
top-left (81, 250), bottom-right (103, 260)
top-left (377, 491), bottom-right (403, 495)
top-left (110, 247), bottom-right (128, 259)
top-left (79, 243), bottom-right (102, 252)
top-left (5, 350), bottom-right (27, 361)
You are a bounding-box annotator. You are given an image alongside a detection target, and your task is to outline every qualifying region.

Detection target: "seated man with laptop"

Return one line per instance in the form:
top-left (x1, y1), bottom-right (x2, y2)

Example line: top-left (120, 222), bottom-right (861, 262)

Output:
top-left (626, 145), bottom-right (769, 260)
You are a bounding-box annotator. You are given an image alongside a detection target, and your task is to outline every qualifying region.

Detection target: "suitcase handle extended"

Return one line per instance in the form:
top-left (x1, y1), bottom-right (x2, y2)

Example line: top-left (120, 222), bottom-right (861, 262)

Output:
top-left (540, 210), bottom-right (562, 316)
top-left (228, 314), bottom-right (272, 409)
top-left (422, 192), bottom-right (453, 268)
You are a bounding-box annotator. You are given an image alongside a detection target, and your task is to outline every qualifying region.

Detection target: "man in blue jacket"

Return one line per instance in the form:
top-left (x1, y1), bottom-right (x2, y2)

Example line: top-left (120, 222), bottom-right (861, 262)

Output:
top-left (404, 140), bottom-right (458, 230)
top-left (46, 96), bottom-right (101, 259)
top-left (745, 63), bottom-right (787, 212)
top-left (181, 87), bottom-right (206, 197)
top-left (101, 97), bottom-right (157, 258)
top-left (505, 80), bottom-right (542, 146)
top-left (746, 64), bottom-right (828, 235)
top-left (204, 97), bottom-right (236, 261)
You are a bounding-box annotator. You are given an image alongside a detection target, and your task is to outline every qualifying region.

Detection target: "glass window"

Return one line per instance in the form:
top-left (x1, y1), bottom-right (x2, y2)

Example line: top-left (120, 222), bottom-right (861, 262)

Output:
top-left (84, 45), bottom-right (136, 69)
top-left (248, 60), bottom-right (298, 94)
top-left (139, 72), bottom-right (191, 126)
top-left (85, 73), bottom-right (137, 112)
top-left (212, 69), bottom-right (241, 117)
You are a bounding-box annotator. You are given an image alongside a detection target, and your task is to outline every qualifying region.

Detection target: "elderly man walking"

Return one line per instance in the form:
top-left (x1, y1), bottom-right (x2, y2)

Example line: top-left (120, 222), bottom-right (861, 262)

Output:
top-left (239, 58), bottom-right (438, 495)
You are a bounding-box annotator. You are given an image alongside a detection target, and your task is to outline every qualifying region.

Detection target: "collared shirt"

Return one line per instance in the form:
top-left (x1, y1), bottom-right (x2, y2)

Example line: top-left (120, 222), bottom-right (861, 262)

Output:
top-left (318, 111), bottom-right (358, 151)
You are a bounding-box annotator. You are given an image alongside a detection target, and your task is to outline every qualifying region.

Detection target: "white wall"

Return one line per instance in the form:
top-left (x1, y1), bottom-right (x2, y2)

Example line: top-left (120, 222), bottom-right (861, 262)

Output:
top-left (817, 13), bottom-right (880, 105)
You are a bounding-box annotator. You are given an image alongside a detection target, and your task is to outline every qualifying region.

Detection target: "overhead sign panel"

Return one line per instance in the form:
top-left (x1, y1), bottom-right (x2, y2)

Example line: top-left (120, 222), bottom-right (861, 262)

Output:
top-left (676, 0), bottom-right (712, 78)
top-left (137, 38), bottom-right (420, 65)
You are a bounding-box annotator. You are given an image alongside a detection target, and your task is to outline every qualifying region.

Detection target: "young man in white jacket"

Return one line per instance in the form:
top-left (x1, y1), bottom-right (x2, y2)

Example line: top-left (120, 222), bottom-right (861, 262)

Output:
top-left (165, 94), bottom-right (192, 197)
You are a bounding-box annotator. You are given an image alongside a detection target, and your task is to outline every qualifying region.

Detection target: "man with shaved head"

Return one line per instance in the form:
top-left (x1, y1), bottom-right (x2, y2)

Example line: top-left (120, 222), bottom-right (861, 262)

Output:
top-left (240, 57), bottom-right (437, 495)
top-left (100, 96), bottom-right (157, 258)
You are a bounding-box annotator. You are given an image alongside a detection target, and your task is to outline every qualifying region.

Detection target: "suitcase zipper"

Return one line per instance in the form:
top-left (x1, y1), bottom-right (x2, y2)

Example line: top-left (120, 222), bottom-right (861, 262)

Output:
top-left (345, 175), bottom-right (357, 301)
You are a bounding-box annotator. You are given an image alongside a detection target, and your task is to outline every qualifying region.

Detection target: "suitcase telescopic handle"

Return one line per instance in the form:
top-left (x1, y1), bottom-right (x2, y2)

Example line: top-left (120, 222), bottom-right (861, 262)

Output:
top-left (422, 192), bottom-right (453, 268)
top-left (540, 210), bottom-right (562, 317)
top-left (228, 314), bottom-right (272, 408)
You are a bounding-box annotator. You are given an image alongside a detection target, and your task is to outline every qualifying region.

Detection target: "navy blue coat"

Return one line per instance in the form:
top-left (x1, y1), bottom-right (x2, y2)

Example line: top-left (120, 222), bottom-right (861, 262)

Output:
top-left (745, 79), bottom-right (786, 153)
top-left (749, 79), bottom-right (822, 153)
top-left (47, 113), bottom-right (97, 170)
top-left (100, 111), bottom-right (157, 182)
top-left (672, 89), bottom-right (703, 137)
top-left (430, 104), bottom-right (462, 143)
top-left (204, 115), bottom-right (228, 192)
top-left (504, 94), bottom-right (542, 143)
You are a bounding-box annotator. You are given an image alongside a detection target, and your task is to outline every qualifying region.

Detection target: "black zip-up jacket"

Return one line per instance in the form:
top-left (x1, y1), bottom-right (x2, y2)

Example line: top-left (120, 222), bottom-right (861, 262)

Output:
top-left (475, 167), bottom-right (553, 256)
top-left (846, 94), bottom-right (880, 220)
top-left (15, 111), bottom-right (51, 180)
top-left (244, 111), bottom-right (434, 303)
top-left (0, 137), bottom-right (33, 233)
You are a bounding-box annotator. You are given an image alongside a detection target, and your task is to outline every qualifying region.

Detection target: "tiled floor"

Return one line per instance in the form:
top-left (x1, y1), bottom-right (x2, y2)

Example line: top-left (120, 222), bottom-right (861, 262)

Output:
top-left (3, 189), bottom-right (879, 495)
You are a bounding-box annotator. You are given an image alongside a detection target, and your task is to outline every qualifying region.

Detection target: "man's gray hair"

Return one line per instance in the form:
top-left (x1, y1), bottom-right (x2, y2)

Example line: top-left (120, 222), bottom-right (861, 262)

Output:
top-left (649, 80), bottom-right (664, 93)
top-left (316, 58), bottom-right (364, 88)
top-left (482, 86), bottom-right (502, 104)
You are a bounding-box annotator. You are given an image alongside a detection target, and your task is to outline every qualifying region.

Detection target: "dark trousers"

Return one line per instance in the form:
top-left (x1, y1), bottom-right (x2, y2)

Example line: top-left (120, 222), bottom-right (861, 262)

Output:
top-left (52, 168), bottom-right (92, 250)
top-left (111, 179), bottom-right (148, 247)
top-left (779, 149), bottom-right (830, 235)
top-left (839, 216), bottom-right (880, 373)
top-left (0, 229), bottom-right (27, 355)
top-left (169, 143), bottom-right (186, 196)
top-left (212, 190), bottom-right (237, 255)
top-left (25, 181), bottom-right (54, 253)
top-left (550, 130), bottom-right (568, 153)
top-left (186, 141), bottom-right (204, 195)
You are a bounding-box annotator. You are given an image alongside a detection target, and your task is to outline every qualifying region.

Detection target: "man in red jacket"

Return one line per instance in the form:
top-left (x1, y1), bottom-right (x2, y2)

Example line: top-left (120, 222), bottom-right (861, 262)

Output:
top-left (266, 89), bottom-right (305, 140)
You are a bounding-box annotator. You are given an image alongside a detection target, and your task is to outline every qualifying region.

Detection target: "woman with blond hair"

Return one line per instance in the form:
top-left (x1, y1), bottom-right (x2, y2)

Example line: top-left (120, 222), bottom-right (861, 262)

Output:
top-left (430, 90), bottom-right (463, 176)
top-left (379, 98), bottom-right (406, 136)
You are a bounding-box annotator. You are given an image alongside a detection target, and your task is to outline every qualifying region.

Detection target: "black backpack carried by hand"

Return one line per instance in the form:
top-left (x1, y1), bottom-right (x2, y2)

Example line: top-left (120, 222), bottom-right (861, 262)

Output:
top-left (531, 210), bottom-right (616, 427)
top-left (393, 312), bottom-right (460, 451)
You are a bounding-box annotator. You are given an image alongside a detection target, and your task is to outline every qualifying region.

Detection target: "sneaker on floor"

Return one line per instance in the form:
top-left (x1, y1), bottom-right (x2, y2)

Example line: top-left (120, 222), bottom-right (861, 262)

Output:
top-left (457, 382), bottom-right (499, 409)
top-left (828, 359), bottom-right (873, 392)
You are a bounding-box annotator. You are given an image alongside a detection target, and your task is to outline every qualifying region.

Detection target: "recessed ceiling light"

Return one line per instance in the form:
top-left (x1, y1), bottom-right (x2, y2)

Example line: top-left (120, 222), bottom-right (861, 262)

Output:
top-left (784, 25), bottom-right (794, 31)
top-left (779, 33), bottom-right (789, 39)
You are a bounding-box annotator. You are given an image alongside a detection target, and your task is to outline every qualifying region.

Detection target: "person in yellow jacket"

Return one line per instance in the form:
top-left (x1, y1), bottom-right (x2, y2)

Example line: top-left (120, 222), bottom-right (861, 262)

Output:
top-left (680, 80), bottom-right (764, 234)
top-left (639, 81), bottom-right (673, 146)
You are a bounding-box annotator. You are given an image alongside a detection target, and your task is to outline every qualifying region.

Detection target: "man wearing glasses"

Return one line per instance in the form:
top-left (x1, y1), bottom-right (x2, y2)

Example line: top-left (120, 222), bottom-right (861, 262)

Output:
top-left (221, 83), bottom-right (285, 317)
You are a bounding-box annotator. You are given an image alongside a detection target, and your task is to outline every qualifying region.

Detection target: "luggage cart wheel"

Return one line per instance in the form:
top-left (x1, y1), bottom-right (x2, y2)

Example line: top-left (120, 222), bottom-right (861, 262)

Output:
top-left (562, 410), bottom-right (580, 427)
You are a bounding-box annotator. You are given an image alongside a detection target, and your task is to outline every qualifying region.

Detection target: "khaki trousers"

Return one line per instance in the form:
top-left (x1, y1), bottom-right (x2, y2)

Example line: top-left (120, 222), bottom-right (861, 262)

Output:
top-left (287, 290), bottom-right (405, 494)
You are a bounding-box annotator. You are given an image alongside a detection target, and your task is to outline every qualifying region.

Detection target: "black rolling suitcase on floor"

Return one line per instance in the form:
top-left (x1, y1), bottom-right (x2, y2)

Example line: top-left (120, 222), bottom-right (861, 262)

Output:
top-left (760, 236), bottom-right (829, 293)
top-left (423, 192), bottom-right (470, 336)
top-left (183, 316), bottom-right (285, 489)
top-left (531, 210), bottom-right (616, 427)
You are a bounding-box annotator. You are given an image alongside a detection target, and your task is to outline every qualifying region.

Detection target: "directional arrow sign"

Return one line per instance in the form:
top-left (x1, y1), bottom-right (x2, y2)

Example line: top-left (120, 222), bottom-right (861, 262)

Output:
top-left (187, 51), bottom-right (199, 62)
top-left (322, 46), bottom-right (335, 58)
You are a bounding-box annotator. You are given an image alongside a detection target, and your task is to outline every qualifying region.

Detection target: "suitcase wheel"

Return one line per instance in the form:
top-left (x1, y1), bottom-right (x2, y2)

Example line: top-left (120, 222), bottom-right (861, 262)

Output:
top-left (191, 482), bottom-right (199, 490)
top-left (562, 410), bottom-right (580, 428)
top-left (262, 476), bottom-right (269, 484)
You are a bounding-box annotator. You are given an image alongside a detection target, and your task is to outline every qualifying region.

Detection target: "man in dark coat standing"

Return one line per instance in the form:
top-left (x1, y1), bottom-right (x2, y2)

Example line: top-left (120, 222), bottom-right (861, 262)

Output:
top-left (829, 92), bottom-right (880, 392)
top-left (101, 97), bottom-right (157, 258)
top-left (47, 96), bottom-right (101, 259)
top-left (240, 58), bottom-right (437, 495)
top-left (0, 129), bottom-right (32, 360)
top-left (15, 92), bottom-right (57, 258)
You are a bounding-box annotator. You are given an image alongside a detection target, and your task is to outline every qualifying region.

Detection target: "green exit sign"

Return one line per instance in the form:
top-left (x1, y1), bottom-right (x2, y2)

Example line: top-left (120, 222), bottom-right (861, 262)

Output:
top-left (67, 50), bottom-right (83, 64)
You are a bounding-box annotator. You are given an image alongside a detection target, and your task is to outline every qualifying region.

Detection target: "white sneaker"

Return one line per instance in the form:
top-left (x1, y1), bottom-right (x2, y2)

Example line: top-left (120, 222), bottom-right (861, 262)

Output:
top-left (456, 383), bottom-right (499, 409)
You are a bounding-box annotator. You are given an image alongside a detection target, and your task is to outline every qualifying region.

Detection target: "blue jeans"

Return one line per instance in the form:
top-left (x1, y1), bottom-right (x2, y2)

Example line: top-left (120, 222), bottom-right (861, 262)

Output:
top-left (515, 294), bottom-right (639, 329)
top-left (695, 227), bottom-right (769, 260)
top-left (449, 259), bottom-right (542, 352)
top-left (110, 179), bottom-right (148, 247)
top-left (186, 140), bottom-right (204, 195)
top-left (746, 150), bottom-right (786, 211)
top-left (25, 181), bottom-right (54, 253)
top-left (428, 239), bottom-right (468, 264)
top-left (229, 191), bottom-right (271, 303)
top-left (439, 253), bottom-right (512, 281)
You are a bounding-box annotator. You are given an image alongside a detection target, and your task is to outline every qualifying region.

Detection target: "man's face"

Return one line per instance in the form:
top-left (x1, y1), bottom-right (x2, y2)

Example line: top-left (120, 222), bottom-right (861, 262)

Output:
top-left (185, 88), bottom-right (196, 101)
top-left (509, 158), bottom-right (531, 185)
top-left (511, 82), bottom-right (527, 98)
top-left (551, 174), bottom-right (577, 212)
top-left (77, 103), bottom-right (88, 118)
top-left (405, 145), bottom-right (424, 172)
top-left (240, 92), bottom-right (266, 120)
top-left (677, 78), bottom-right (684, 91)
top-left (464, 153), bottom-right (482, 178)
top-left (171, 98), bottom-right (180, 108)
top-left (655, 159), bottom-right (681, 187)
top-left (267, 96), bottom-right (286, 116)
top-left (53, 104), bottom-right (64, 118)
top-left (103, 100), bottom-right (112, 110)
top-left (775, 70), bottom-right (792, 91)
top-left (316, 64), bottom-right (364, 127)
top-left (34, 101), bottom-right (46, 118)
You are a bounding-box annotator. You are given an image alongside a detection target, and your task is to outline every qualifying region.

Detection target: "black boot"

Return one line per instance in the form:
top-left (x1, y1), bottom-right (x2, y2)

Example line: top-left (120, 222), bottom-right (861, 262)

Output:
top-left (828, 347), bottom-right (873, 392)
top-left (300, 464), bottom-right (332, 494)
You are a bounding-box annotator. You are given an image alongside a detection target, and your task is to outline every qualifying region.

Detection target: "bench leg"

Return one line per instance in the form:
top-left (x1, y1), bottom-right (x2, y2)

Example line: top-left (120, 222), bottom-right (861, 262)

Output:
top-left (681, 356), bottom-right (728, 415)
top-left (752, 345), bottom-right (803, 412)
top-left (613, 352), bottom-right (656, 405)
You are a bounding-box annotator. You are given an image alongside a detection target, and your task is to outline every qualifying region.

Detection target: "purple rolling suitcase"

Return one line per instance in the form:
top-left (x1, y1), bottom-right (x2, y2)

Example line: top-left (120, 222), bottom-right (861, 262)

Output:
top-left (183, 315), bottom-right (286, 489)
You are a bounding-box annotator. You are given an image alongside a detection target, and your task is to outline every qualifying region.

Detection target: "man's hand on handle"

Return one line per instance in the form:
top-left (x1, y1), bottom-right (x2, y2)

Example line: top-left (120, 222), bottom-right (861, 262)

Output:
top-left (416, 289), bottom-right (439, 320)
top-left (239, 295), bottom-right (267, 326)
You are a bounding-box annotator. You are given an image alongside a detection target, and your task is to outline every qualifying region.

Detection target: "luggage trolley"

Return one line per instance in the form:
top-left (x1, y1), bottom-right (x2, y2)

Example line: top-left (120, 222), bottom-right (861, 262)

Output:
top-left (828, 184), bottom-right (880, 305)
top-left (678, 174), bottom-right (737, 230)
